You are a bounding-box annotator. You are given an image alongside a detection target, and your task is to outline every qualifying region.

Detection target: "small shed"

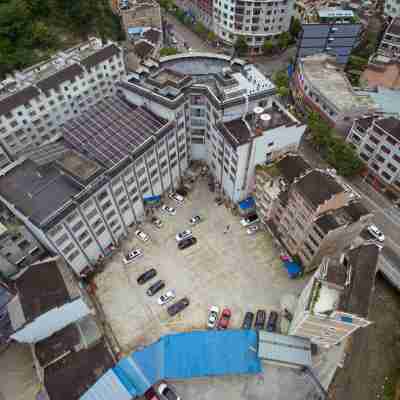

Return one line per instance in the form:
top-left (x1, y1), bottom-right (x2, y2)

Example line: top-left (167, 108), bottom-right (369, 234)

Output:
top-left (257, 331), bottom-right (312, 369)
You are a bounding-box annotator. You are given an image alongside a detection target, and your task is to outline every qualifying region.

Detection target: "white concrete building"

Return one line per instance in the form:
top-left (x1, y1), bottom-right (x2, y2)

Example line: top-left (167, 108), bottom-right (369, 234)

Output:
top-left (119, 53), bottom-right (306, 202)
top-left (289, 244), bottom-right (379, 348)
top-left (213, 0), bottom-right (295, 53)
top-left (378, 17), bottom-right (400, 60)
top-left (0, 38), bottom-right (125, 167)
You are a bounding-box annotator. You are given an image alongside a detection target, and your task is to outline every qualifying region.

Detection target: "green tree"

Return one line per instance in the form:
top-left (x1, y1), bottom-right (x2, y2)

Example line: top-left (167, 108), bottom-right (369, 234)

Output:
top-left (234, 36), bottom-right (248, 56)
top-left (289, 17), bottom-right (302, 38)
top-left (194, 21), bottom-right (207, 36)
top-left (278, 31), bottom-right (291, 49)
top-left (160, 47), bottom-right (179, 56)
top-left (262, 39), bottom-right (274, 55)
top-left (207, 30), bottom-right (217, 43)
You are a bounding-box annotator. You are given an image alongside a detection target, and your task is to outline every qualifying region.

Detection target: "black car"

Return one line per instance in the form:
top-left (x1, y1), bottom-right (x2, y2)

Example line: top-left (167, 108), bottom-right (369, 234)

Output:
top-left (241, 311), bottom-right (254, 329)
top-left (167, 297), bottom-right (190, 317)
top-left (267, 311), bottom-right (279, 332)
top-left (146, 280), bottom-right (165, 296)
top-left (137, 268), bottom-right (157, 285)
top-left (177, 236), bottom-right (197, 250)
top-left (254, 309), bottom-right (266, 330)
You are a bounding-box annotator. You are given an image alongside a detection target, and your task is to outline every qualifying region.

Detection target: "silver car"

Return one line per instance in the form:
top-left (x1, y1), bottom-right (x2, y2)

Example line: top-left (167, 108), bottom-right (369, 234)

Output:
top-left (158, 290), bottom-right (176, 306)
top-left (175, 230), bottom-right (192, 242)
top-left (123, 248), bottom-right (143, 264)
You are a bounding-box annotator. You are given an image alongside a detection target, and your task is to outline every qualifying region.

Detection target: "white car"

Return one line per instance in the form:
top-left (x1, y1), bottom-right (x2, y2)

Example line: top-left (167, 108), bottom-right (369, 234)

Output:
top-left (207, 306), bottom-right (219, 329)
top-left (158, 290), bottom-right (176, 306)
top-left (123, 248), bottom-right (143, 264)
top-left (240, 214), bottom-right (259, 227)
top-left (367, 224), bottom-right (385, 242)
top-left (176, 230), bottom-right (192, 242)
top-left (158, 382), bottom-right (181, 400)
top-left (161, 204), bottom-right (176, 216)
top-left (169, 192), bottom-right (184, 203)
top-left (247, 225), bottom-right (259, 235)
top-left (189, 215), bottom-right (202, 225)
top-left (135, 230), bottom-right (150, 242)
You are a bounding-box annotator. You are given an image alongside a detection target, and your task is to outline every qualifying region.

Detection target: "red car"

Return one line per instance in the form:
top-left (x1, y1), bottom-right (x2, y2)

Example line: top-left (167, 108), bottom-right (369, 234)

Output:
top-left (218, 308), bottom-right (231, 329)
top-left (144, 387), bottom-right (160, 400)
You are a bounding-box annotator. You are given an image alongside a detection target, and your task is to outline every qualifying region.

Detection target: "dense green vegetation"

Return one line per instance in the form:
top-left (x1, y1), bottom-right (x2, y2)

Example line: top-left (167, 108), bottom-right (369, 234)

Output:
top-left (308, 112), bottom-right (364, 177)
top-left (159, 47), bottom-right (179, 56)
top-left (234, 36), bottom-right (248, 56)
top-left (0, 0), bottom-right (123, 78)
top-left (272, 69), bottom-right (290, 99)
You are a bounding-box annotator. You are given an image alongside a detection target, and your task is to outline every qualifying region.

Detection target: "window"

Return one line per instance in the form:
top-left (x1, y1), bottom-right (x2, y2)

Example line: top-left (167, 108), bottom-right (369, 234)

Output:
top-left (106, 210), bottom-right (117, 219)
top-left (55, 233), bottom-right (69, 247)
top-left (114, 186), bottom-right (124, 197)
top-left (102, 200), bottom-right (112, 210)
top-left (97, 190), bottom-right (108, 201)
top-left (86, 208), bottom-right (98, 220)
top-left (387, 163), bottom-right (397, 173)
top-left (118, 196), bottom-right (128, 206)
top-left (71, 220), bottom-right (84, 233)
top-left (268, 141), bottom-right (274, 147)
top-left (92, 218), bottom-right (102, 229)
top-left (382, 171), bottom-right (392, 181)
top-left (62, 242), bottom-right (75, 254)
top-left (381, 145), bottom-right (391, 154)
top-left (387, 136), bottom-right (397, 146)
top-left (67, 249), bottom-right (80, 262)
top-left (78, 231), bottom-right (89, 242)
top-left (137, 166), bottom-right (146, 177)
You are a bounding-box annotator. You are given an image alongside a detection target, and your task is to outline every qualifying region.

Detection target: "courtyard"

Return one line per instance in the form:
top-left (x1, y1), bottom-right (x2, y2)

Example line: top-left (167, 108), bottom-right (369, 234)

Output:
top-left (94, 175), bottom-right (307, 354)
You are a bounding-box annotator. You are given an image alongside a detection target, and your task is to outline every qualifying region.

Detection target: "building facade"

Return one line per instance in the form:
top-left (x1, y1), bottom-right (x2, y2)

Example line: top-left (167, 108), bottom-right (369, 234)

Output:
top-left (0, 223), bottom-right (45, 278)
top-left (0, 38), bottom-right (125, 167)
top-left (255, 154), bottom-right (371, 271)
top-left (384, 0), bottom-right (400, 19)
top-left (295, 8), bottom-right (363, 65)
top-left (289, 244), bottom-right (379, 348)
top-left (347, 116), bottom-right (400, 198)
top-left (377, 17), bottom-right (400, 60)
top-left (212, 0), bottom-right (295, 53)
top-left (292, 53), bottom-right (377, 129)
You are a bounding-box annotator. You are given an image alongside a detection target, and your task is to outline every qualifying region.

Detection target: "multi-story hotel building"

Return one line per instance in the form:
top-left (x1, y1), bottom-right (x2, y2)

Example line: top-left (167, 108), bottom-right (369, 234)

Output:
top-left (0, 53), bottom-right (305, 277)
top-left (0, 38), bottom-right (125, 168)
top-left (377, 17), bottom-right (400, 61)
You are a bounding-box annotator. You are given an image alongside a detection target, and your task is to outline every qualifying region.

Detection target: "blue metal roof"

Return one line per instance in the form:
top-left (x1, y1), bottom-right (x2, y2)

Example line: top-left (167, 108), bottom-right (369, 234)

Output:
top-left (81, 330), bottom-right (262, 399)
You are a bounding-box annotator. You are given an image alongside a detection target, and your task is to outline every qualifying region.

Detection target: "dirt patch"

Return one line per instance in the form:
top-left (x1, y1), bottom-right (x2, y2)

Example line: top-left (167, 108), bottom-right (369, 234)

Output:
top-left (329, 275), bottom-right (400, 400)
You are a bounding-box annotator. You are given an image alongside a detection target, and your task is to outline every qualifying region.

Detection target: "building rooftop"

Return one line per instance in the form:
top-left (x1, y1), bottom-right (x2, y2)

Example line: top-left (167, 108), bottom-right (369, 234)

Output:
top-left (36, 64), bottom-right (84, 94)
top-left (80, 44), bottom-right (121, 70)
top-left (44, 340), bottom-right (114, 400)
top-left (9, 258), bottom-right (71, 327)
top-left (300, 54), bottom-right (377, 113)
top-left (315, 201), bottom-right (370, 233)
top-left (35, 323), bottom-right (81, 367)
top-left (374, 116), bottom-right (400, 141)
top-left (0, 85), bottom-right (40, 117)
top-left (361, 63), bottom-right (400, 90)
top-left (0, 159), bottom-right (82, 226)
top-left (222, 119), bottom-right (251, 146)
top-left (134, 40), bottom-right (155, 59)
top-left (275, 154), bottom-right (311, 184)
top-left (294, 170), bottom-right (344, 208)
top-left (257, 331), bottom-right (313, 368)
top-left (340, 244), bottom-right (379, 317)
top-left (62, 96), bottom-right (168, 168)
top-left (387, 17), bottom-right (400, 36)
top-left (16, 139), bottom-right (69, 165)
top-left (366, 88), bottom-right (400, 117)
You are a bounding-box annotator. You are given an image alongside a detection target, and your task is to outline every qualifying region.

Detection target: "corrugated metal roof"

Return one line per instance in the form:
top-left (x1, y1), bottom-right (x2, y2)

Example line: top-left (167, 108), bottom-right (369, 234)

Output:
top-left (76, 368), bottom-right (131, 400)
top-left (258, 332), bottom-right (312, 367)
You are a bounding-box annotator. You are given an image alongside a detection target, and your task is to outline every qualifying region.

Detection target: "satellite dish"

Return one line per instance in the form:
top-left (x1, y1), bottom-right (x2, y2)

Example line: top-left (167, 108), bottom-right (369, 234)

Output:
top-left (254, 106), bottom-right (264, 114)
top-left (260, 113), bottom-right (271, 122)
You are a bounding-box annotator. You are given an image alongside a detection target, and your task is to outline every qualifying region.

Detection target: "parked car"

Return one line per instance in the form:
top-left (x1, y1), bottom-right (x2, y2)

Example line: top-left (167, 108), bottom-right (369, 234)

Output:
top-left (240, 214), bottom-right (259, 227)
top-left (175, 230), bottom-right (192, 242)
top-left (144, 387), bottom-right (160, 400)
top-left (161, 204), bottom-right (176, 216)
top-left (137, 268), bottom-right (157, 285)
top-left (123, 248), bottom-right (143, 264)
top-left (178, 237), bottom-right (197, 250)
top-left (158, 290), bottom-right (176, 306)
top-left (254, 309), bottom-right (266, 330)
top-left (367, 224), bottom-right (385, 242)
top-left (218, 308), bottom-right (231, 330)
top-left (246, 225), bottom-right (259, 235)
top-left (189, 215), bottom-right (202, 225)
top-left (207, 306), bottom-right (219, 329)
top-left (146, 280), bottom-right (165, 296)
top-left (167, 297), bottom-right (190, 316)
top-left (267, 311), bottom-right (279, 332)
top-left (158, 382), bottom-right (181, 400)
top-left (169, 192), bottom-right (184, 203)
top-left (135, 230), bottom-right (150, 242)
top-left (241, 311), bottom-right (254, 329)
top-left (152, 217), bottom-right (163, 229)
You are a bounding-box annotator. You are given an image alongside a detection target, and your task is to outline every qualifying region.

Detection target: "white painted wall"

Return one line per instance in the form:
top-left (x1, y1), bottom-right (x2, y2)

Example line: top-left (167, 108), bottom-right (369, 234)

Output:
top-left (11, 298), bottom-right (91, 343)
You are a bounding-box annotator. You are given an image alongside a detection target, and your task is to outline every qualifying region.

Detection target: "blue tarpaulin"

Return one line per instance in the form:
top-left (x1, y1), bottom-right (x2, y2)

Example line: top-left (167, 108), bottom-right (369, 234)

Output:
top-left (282, 261), bottom-right (302, 279)
top-left (81, 330), bottom-right (262, 400)
top-left (143, 195), bottom-right (161, 205)
top-left (238, 197), bottom-right (255, 210)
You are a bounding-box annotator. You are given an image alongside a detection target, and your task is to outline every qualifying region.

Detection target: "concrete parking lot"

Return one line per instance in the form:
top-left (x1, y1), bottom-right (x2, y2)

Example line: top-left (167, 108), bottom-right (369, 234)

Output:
top-left (94, 176), bottom-right (307, 353)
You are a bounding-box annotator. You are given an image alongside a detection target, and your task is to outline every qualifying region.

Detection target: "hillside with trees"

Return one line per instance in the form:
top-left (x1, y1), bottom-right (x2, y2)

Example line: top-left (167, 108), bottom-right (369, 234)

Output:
top-left (0, 0), bottom-right (123, 79)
